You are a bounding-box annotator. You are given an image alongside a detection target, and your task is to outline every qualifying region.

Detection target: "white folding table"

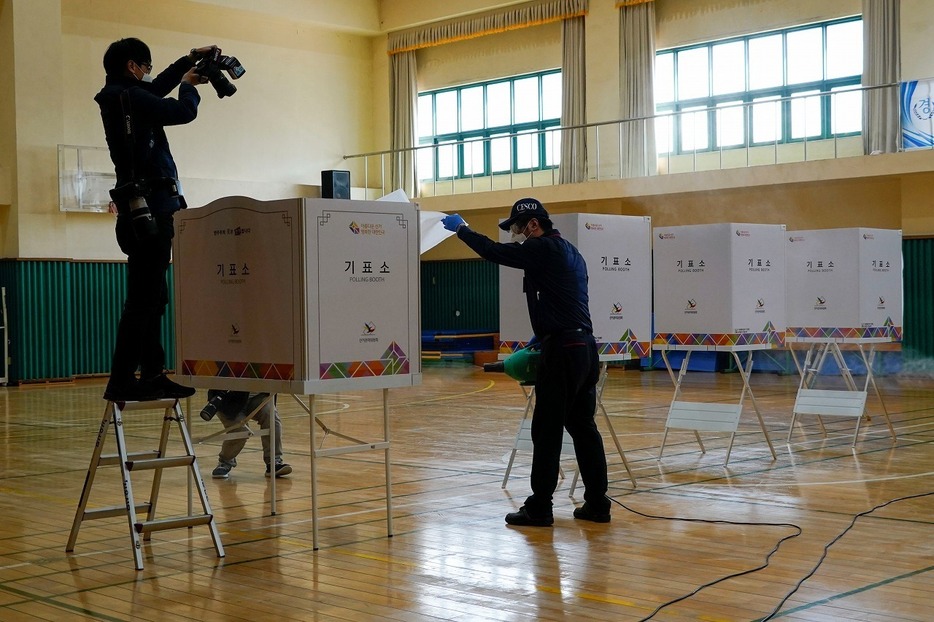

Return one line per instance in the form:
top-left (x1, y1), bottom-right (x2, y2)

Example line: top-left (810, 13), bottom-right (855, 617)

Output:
top-left (786, 336), bottom-right (896, 446)
top-left (655, 343), bottom-right (778, 466)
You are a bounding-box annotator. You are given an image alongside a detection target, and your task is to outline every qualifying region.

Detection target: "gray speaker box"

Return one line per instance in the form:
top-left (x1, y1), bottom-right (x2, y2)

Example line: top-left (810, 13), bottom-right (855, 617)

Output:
top-left (321, 170), bottom-right (350, 199)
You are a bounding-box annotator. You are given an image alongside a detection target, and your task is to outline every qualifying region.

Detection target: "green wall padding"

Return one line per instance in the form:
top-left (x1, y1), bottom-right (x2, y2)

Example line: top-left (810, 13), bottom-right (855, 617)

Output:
top-left (0, 259), bottom-right (175, 383)
top-left (421, 259), bottom-right (499, 331)
top-left (3, 243), bottom-right (931, 382)
top-left (903, 238), bottom-right (934, 360)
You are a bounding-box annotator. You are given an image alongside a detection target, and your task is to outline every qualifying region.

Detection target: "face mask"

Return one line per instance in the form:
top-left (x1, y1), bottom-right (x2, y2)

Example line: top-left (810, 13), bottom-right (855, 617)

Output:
top-left (510, 222), bottom-right (530, 244)
top-left (140, 73), bottom-right (154, 83)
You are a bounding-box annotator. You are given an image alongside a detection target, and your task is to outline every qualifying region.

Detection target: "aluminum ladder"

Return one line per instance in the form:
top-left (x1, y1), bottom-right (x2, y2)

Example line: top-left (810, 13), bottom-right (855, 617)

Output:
top-left (66, 398), bottom-right (225, 570)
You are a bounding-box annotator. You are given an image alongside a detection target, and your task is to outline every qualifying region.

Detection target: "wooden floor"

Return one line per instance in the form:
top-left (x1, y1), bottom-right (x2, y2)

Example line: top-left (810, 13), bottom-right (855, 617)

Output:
top-left (0, 362), bottom-right (931, 621)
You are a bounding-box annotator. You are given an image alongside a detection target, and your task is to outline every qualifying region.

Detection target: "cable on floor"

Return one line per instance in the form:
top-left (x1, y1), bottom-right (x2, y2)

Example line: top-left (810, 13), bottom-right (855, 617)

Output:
top-left (607, 490), bottom-right (934, 621)
top-left (757, 490), bottom-right (933, 621)
top-left (606, 494), bottom-right (803, 622)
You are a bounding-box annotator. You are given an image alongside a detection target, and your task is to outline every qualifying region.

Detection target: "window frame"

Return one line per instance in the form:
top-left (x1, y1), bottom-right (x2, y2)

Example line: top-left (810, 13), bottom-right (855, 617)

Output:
top-left (417, 69), bottom-right (562, 181)
top-left (655, 16), bottom-right (863, 156)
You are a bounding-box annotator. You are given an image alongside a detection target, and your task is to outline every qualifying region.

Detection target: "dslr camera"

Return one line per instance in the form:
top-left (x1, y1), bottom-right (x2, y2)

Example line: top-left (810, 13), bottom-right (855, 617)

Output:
top-left (194, 47), bottom-right (245, 98)
top-left (200, 390), bottom-right (250, 421)
top-left (109, 177), bottom-right (180, 239)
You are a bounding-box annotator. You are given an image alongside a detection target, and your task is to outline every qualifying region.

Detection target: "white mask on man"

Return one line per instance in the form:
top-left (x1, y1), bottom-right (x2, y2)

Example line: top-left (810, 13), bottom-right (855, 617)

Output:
top-left (140, 73), bottom-right (154, 83)
top-left (510, 221), bottom-right (530, 244)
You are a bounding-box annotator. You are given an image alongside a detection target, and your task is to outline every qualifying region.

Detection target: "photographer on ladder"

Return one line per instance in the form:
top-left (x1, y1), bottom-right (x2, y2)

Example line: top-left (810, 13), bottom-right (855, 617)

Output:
top-left (96, 38), bottom-right (214, 402)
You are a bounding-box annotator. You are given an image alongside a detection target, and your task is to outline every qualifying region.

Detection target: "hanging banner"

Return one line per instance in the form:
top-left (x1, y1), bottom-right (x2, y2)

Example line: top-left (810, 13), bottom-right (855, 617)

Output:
top-left (901, 78), bottom-right (934, 149)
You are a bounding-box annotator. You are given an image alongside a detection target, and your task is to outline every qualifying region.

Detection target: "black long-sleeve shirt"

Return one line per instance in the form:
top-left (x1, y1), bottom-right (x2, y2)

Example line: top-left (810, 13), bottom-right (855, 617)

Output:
top-left (95, 56), bottom-right (200, 214)
top-left (456, 226), bottom-right (592, 338)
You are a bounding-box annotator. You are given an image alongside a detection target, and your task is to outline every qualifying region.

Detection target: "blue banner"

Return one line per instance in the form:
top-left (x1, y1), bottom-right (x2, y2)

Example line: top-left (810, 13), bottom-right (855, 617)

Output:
top-left (901, 79), bottom-right (934, 149)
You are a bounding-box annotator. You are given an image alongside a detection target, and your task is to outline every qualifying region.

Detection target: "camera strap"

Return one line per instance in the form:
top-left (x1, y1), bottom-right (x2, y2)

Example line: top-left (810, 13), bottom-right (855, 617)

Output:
top-left (118, 88), bottom-right (138, 184)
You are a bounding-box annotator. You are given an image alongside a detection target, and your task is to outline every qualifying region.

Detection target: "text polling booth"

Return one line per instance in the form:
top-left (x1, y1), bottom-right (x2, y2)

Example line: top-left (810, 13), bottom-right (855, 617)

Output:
top-left (174, 196), bottom-right (421, 548)
top-left (653, 223), bottom-right (785, 464)
top-left (785, 228), bottom-right (902, 445)
top-left (499, 214), bottom-right (652, 488)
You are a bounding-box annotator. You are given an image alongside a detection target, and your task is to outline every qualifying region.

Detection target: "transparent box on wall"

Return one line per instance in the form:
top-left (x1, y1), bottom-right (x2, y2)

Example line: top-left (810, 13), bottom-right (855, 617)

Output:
top-left (58, 144), bottom-right (115, 212)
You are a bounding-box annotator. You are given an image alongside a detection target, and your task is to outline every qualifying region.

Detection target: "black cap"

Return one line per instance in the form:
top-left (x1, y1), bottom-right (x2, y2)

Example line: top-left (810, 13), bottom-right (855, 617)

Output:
top-left (499, 197), bottom-right (549, 231)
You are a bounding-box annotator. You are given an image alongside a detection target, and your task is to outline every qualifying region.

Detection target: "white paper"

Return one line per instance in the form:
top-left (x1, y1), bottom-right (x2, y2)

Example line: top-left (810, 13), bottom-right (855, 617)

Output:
top-left (377, 188), bottom-right (410, 203)
top-left (419, 210), bottom-right (455, 254)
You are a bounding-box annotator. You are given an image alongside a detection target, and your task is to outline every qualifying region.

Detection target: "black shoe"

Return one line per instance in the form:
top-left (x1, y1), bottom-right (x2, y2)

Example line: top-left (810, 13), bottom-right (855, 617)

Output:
top-left (144, 374), bottom-right (196, 399)
top-left (265, 461), bottom-right (292, 478)
top-left (573, 502), bottom-right (611, 523)
top-left (103, 381), bottom-right (164, 402)
top-left (505, 506), bottom-right (553, 527)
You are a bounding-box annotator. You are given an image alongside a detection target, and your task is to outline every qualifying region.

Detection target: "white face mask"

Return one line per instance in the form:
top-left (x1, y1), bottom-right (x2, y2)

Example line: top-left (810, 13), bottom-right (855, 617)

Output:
top-left (140, 73), bottom-right (154, 83)
top-left (510, 222), bottom-right (530, 244)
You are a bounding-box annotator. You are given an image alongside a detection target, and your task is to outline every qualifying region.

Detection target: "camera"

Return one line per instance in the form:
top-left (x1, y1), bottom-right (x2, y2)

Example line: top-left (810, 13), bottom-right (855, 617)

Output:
top-left (110, 178), bottom-right (182, 239)
top-left (110, 182), bottom-right (157, 239)
top-left (200, 390), bottom-right (250, 421)
top-left (194, 47), bottom-right (245, 98)
top-left (199, 392), bottom-right (225, 421)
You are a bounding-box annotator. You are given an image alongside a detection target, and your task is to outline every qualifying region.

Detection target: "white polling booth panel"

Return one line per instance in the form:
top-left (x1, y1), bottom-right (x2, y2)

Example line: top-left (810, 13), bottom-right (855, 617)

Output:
top-left (499, 213), bottom-right (653, 361)
top-left (173, 196), bottom-right (422, 393)
top-left (785, 228), bottom-right (902, 342)
top-left (653, 223), bottom-right (786, 348)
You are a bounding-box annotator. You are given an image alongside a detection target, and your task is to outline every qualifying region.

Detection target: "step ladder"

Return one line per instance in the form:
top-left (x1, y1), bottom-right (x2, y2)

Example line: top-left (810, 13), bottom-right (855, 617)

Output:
top-left (66, 398), bottom-right (225, 570)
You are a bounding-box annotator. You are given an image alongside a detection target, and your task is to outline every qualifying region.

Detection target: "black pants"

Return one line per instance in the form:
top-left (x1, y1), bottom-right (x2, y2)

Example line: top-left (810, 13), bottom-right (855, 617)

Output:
top-left (108, 214), bottom-right (174, 386)
top-left (525, 331), bottom-right (608, 514)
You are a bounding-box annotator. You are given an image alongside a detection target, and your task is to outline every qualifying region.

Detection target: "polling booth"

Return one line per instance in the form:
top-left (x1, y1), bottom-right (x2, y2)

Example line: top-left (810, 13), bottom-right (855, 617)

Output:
top-left (173, 196), bottom-right (422, 548)
top-left (653, 223), bottom-right (786, 464)
top-left (499, 214), bottom-right (652, 488)
top-left (784, 228), bottom-right (902, 445)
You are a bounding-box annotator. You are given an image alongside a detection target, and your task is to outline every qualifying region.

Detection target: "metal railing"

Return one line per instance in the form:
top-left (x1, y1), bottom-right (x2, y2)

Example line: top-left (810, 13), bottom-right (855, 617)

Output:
top-left (345, 83), bottom-right (915, 198)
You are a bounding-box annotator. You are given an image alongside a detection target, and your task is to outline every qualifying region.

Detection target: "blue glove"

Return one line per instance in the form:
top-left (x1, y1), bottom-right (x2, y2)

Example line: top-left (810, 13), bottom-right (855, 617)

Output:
top-left (441, 214), bottom-right (467, 232)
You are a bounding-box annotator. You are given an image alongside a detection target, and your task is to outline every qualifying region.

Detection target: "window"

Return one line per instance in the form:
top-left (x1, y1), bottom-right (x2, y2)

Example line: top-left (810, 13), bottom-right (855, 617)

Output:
top-left (417, 70), bottom-right (561, 180)
top-left (655, 17), bottom-right (863, 155)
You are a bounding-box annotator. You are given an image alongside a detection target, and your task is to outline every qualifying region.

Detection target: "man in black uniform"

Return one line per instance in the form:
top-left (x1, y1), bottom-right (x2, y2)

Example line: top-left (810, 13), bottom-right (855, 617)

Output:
top-left (442, 198), bottom-right (611, 526)
top-left (96, 38), bottom-right (213, 402)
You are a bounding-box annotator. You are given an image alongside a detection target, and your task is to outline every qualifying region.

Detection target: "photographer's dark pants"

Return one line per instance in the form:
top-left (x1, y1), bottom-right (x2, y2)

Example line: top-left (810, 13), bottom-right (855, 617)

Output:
top-left (108, 214), bottom-right (174, 387)
top-left (525, 331), bottom-right (608, 516)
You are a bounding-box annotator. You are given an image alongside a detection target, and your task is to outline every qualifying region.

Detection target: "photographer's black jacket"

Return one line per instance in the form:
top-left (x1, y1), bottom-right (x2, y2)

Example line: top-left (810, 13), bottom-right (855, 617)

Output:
top-left (95, 56), bottom-right (200, 214)
top-left (456, 226), bottom-right (593, 339)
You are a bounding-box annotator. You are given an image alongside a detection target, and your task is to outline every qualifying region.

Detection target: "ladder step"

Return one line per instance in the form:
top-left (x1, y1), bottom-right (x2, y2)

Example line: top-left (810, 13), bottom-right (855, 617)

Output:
top-left (116, 398), bottom-right (178, 411)
top-left (100, 451), bottom-right (160, 466)
top-left (136, 515), bottom-right (214, 534)
top-left (127, 456), bottom-right (195, 471)
top-left (83, 503), bottom-right (152, 521)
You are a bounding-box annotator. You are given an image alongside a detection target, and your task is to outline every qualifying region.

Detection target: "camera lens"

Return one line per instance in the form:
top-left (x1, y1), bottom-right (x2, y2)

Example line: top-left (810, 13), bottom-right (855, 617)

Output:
top-left (200, 399), bottom-right (220, 421)
top-left (210, 74), bottom-right (237, 98)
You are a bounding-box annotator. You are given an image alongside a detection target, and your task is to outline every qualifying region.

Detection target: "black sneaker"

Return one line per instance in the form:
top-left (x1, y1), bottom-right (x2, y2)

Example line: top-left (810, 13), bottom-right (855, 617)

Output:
top-left (573, 502), bottom-right (611, 523)
top-left (103, 381), bottom-right (164, 402)
top-left (144, 374), bottom-right (196, 399)
top-left (265, 462), bottom-right (292, 478)
top-left (505, 506), bottom-right (554, 527)
top-left (212, 463), bottom-right (234, 479)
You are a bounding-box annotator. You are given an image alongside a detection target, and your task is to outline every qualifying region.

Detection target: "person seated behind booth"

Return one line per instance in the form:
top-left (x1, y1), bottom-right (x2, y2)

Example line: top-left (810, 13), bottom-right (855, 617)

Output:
top-left (201, 390), bottom-right (292, 478)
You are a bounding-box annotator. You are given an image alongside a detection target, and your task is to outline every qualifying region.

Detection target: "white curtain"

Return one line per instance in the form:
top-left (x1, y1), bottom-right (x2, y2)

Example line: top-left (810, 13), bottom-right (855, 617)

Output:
top-left (618, 0), bottom-right (656, 177)
top-left (862, 0), bottom-right (900, 154)
top-left (559, 15), bottom-right (587, 184)
top-left (390, 51), bottom-right (417, 197)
